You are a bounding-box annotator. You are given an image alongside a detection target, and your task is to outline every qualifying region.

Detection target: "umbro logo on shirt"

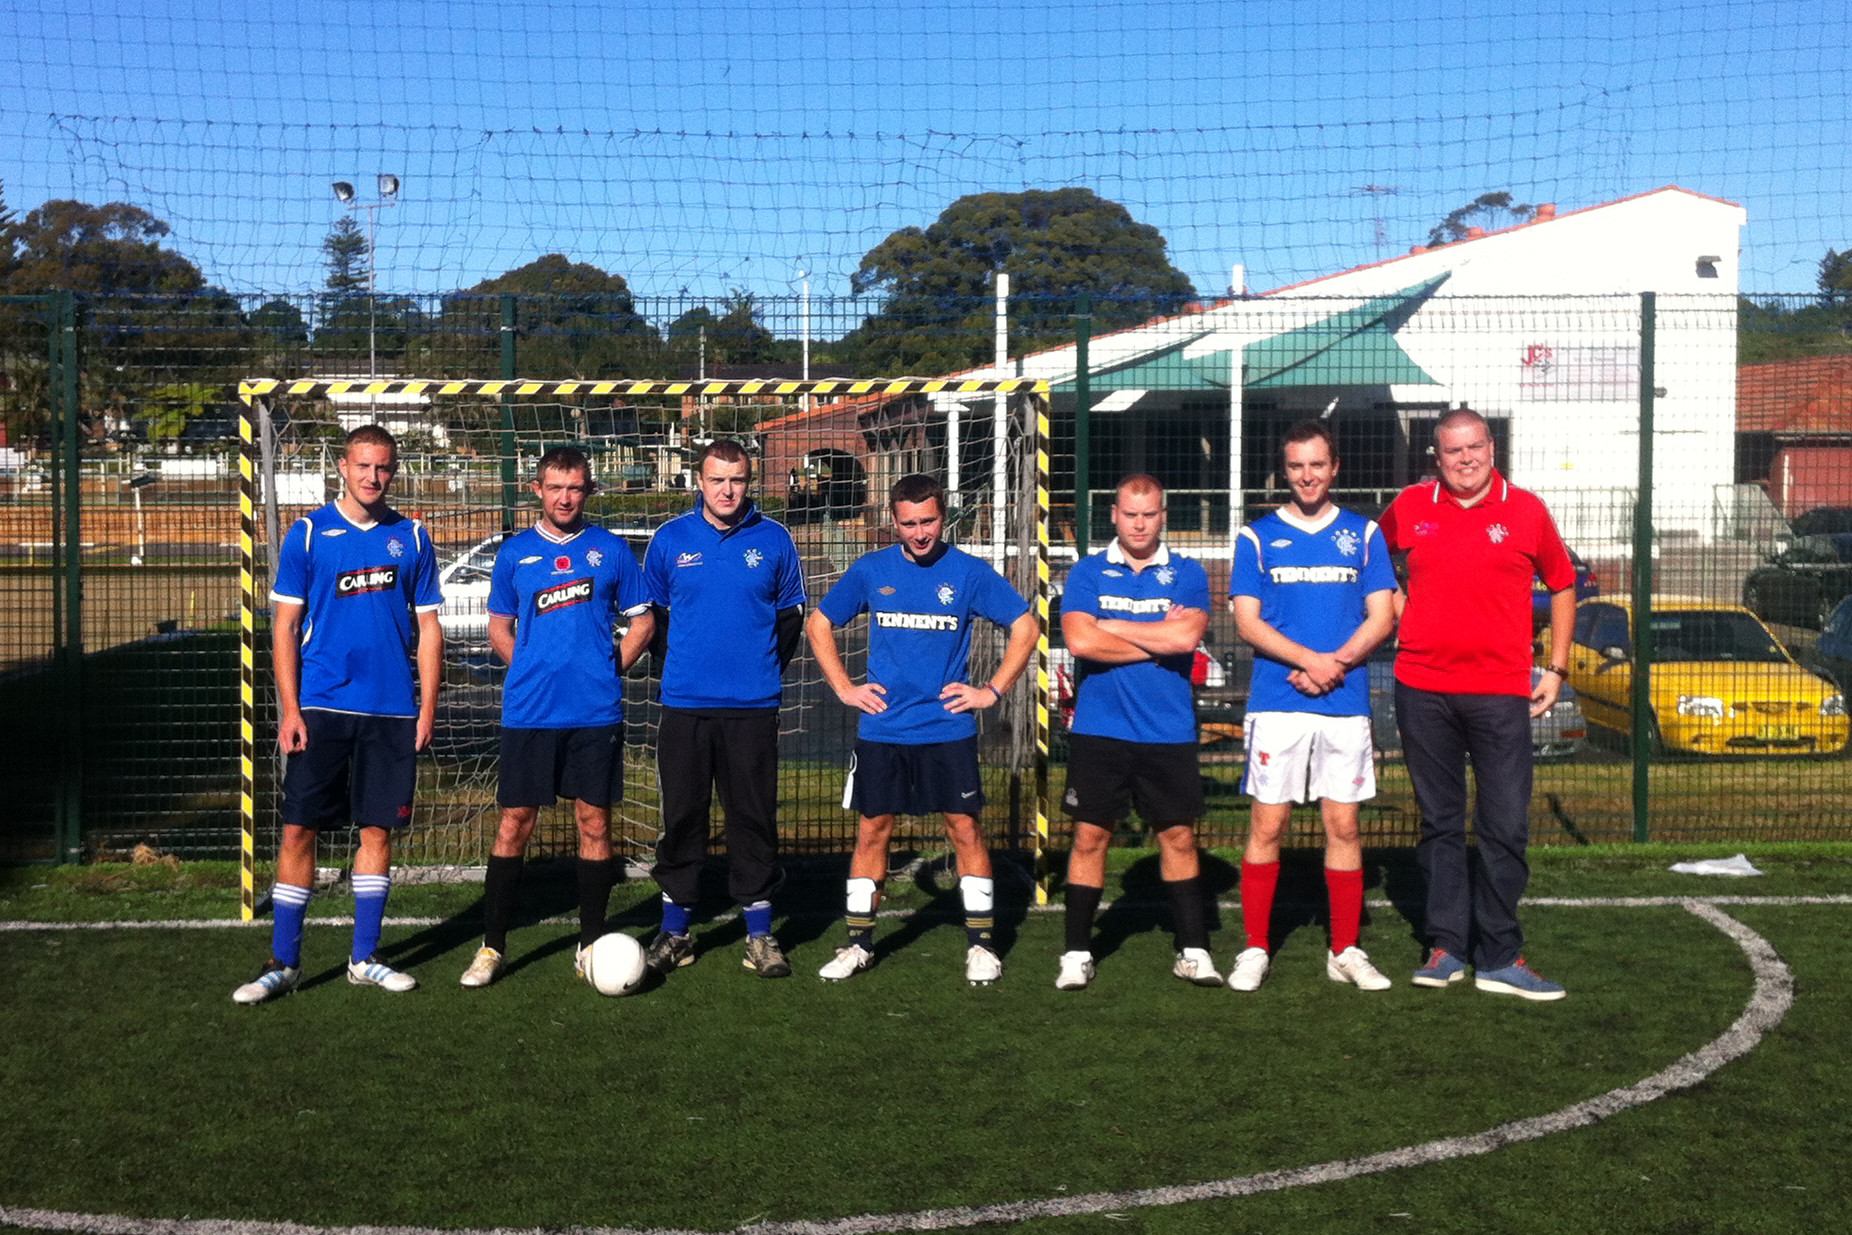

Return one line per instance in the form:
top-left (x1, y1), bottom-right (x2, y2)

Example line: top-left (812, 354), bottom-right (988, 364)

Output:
top-left (1270, 538), bottom-right (1293, 548)
top-left (519, 555), bottom-right (544, 565)
top-left (320, 528), bottom-right (348, 538)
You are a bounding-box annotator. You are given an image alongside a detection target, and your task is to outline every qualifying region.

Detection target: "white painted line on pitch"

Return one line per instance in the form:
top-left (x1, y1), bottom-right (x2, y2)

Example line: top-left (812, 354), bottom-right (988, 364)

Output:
top-left (3, 892), bottom-right (1850, 933)
top-left (0, 901), bottom-right (1795, 1235)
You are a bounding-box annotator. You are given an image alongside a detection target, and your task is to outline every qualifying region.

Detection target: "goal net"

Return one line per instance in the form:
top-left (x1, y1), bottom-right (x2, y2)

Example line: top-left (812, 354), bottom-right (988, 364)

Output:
top-left (236, 376), bottom-right (1052, 915)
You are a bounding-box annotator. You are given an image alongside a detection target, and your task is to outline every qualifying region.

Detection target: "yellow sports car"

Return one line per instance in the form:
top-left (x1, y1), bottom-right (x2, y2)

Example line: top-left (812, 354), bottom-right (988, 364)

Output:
top-left (1552, 596), bottom-right (1848, 756)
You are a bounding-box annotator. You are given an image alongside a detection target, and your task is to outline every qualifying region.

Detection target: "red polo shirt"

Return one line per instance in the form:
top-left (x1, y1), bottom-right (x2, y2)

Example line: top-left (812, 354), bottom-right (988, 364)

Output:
top-left (1378, 472), bottom-right (1574, 696)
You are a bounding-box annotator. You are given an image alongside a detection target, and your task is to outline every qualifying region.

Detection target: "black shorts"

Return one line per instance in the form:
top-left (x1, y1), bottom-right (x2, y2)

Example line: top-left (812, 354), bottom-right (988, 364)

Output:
top-left (846, 737), bottom-right (984, 817)
top-left (497, 725), bottom-right (624, 808)
top-left (1061, 733), bottom-right (1203, 827)
top-left (280, 710), bottom-right (418, 831)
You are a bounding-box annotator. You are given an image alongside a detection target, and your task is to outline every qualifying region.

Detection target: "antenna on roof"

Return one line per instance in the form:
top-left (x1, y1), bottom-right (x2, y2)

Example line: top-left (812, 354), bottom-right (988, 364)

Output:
top-left (1349, 184), bottom-right (1402, 258)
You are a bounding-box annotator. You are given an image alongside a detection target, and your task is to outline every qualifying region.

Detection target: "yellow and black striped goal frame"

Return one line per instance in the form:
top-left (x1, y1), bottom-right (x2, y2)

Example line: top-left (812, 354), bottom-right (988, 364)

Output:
top-left (236, 376), bottom-right (1056, 919)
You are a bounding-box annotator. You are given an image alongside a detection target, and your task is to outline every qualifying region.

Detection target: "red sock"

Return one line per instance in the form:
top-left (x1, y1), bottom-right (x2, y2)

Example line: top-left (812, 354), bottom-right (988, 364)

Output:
top-left (1326, 866), bottom-right (1364, 954)
top-left (1240, 860), bottom-right (1279, 950)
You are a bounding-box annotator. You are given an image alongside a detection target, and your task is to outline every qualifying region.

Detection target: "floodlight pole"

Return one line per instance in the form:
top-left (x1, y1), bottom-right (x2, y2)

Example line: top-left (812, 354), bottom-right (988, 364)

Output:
top-left (333, 176), bottom-right (400, 379)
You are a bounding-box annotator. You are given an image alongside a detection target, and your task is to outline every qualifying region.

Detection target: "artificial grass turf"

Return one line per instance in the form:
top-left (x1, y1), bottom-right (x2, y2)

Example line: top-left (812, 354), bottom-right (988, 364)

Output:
top-left (0, 893), bottom-right (1770, 1233)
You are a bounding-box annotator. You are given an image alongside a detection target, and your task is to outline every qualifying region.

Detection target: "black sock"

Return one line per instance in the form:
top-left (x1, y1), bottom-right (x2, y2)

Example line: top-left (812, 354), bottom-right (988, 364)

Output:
top-left (1165, 876), bottom-right (1209, 951)
top-left (578, 857), bottom-right (619, 948)
top-left (1065, 883), bottom-right (1103, 953)
top-left (482, 854), bottom-right (524, 953)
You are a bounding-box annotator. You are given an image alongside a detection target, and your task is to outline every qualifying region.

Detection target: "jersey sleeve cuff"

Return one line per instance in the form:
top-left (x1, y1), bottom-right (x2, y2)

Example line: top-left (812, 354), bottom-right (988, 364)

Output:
top-left (414, 602), bottom-right (444, 613)
top-left (269, 591), bottom-right (305, 605)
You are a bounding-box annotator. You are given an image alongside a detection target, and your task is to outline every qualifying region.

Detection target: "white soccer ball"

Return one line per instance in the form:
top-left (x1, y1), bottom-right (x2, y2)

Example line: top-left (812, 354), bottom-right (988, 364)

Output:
top-left (582, 931), bottom-right (647, 997)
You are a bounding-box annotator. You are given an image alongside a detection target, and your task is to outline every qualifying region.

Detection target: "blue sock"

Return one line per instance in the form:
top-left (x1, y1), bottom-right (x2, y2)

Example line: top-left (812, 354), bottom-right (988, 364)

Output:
top-left (661, 896), bottom-right (693, 938)
top-left (351, 874), bottom-right (391, 963)
top-left (270, 883), bottom-right (312, 968)
top-left (744, 900), bottom-right (773, 938)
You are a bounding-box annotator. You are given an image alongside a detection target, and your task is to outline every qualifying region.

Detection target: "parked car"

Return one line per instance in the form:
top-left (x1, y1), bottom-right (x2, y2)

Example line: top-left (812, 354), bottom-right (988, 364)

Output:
top-left (1554, 596), bottom-right (1848, 756)
top-left (1801, 594), bottom-right (1852, 695)
top-left (1367, 652), bottom-right (1587, 760)
top-left (437, 533), bottom-right (507, 645)
top-left (1532, 544), bottom-right (1600, 630)
top-left (1046, 594), bottom-right (1236, 746)
top-left (1741, 533), bottom-right (1852, 629)
top-left (1788, 506), bottom-right (1852, 538)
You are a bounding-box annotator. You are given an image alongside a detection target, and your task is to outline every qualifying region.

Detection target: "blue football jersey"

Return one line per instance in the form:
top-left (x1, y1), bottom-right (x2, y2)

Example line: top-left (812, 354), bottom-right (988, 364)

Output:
top-left (270, 503), bottom-right (443, 717)
top-left (643, 502), bottom-right (807, 710)
top-left (817, 543), bottom-right (1029, 744)
top-left (489, 523), bottom-right (651, 729)
top-left (1063, 542), bottom-right (1211, 746)
top-left (1230, 506), bottom-right (1396, 717)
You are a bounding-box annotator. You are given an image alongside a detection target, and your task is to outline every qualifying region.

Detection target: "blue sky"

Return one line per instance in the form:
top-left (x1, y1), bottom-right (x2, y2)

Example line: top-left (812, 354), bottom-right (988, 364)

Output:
top-left (1, 0), bottom-right (1846, 308)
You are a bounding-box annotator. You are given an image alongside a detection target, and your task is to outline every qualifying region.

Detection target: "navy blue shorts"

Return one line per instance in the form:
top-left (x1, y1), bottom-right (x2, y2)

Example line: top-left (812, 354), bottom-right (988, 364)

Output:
top-left (846, 736), bottom-right (984, 818)
top-left (497, 725), bottom-right (624, 808)
top-left (280, 710), bottom-right (418, 830)
top-left (1061, 733), bottom-right (1203, 827)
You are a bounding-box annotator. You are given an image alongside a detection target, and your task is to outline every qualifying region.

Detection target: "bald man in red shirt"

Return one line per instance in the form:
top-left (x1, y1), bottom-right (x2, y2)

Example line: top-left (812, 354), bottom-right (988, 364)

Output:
top-left (1378, 409), bottom-right (1575, 1001)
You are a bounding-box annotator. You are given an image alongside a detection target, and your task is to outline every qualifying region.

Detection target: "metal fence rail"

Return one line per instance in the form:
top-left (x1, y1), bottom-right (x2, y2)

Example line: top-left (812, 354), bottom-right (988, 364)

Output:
top-left (6, 289), bottom-right (1852, 869)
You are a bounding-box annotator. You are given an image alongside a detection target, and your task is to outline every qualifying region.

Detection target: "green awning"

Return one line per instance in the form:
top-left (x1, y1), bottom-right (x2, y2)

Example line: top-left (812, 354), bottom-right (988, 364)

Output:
top-left (1051, 273), bottom-right (1447, 396)
top-left (1061, 336), bottom-right (1231, 393)
top-left (1244, 275), bottom-right (1448, 390)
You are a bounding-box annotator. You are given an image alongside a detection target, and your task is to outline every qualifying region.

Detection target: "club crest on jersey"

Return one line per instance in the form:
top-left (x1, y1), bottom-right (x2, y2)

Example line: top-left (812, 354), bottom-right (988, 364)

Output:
top-left (387, 537), bottom-right (404, 558)
top-left (586, 548), bottom-right (604, 567)
top-left (1156, 565), bottom-right (1174, 586)
top-left (535, 577), bottom-right (594, 612)
top-left (936, 582), bottom-right (956, 605)
top-left (336, 565), bottom-right (399, 595)
top-left (744, 548), bottom-right (764, 568)
top-left (878, 586), bottom-right (896, 595)
top-left (1414, 520), bottom-right (1440, 537)
top-left (676, 551), bottom-right (702, 568)
top-left (1487, 523), bottom-right (1510, 544)
top-left (1332, 527), bottom-right (1360, 557)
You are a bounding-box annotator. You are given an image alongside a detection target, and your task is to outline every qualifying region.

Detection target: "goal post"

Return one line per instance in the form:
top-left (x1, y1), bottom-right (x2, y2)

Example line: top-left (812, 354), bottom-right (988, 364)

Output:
top-left (235, 376), bottom-right (1053, 921)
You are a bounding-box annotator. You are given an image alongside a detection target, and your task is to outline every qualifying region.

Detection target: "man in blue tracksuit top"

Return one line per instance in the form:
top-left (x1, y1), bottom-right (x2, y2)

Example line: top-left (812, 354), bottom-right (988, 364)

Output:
top-left (805, 473), bottom-right (1038, 985)
top-left (641, 439), bottom-right (807, 979)
top-left (232, 424), bottom-right (444, 1005)
top-left (458, 446), bottom-right (656, 990)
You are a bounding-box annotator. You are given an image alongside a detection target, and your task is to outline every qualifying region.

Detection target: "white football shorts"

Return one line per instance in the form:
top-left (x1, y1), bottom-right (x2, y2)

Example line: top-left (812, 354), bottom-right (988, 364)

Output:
top-left (1241, 711), bottom-right (1377, 805)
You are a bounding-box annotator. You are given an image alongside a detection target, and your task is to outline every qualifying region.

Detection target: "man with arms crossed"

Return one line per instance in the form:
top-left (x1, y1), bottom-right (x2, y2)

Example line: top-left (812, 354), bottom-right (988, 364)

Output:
top-left (1378, 408), bottom-right (1575, 1000)
top-left (642, 440), bottom-right (807, 979)
top-left (233, 425), bottom-right (443, 1004)
top-left (806, 474), bottom-right (1039, 984)
top-left (1227, 421), bottom-right (1398, 993)
top-left (1055, 474), bottom-right (1220, 990)
top-left (460, 447), bottom-right (655, 988)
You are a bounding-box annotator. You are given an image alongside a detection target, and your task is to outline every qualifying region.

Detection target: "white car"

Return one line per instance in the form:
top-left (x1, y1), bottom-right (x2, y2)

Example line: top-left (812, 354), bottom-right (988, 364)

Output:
top-left (437, 533), bottom-right (507, 645)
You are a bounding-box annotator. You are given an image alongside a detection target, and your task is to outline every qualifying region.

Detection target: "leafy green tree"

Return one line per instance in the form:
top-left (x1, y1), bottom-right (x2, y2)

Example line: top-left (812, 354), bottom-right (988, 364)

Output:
top-left (1737, 248), bottom-right (1852, 365)
top-left (1819, 248), bottom-right (1852, 306)
top-left (0, 198), bottom-right (252, 432)
top-left (842, 188), bottom-right (1195, 376)
top-left (667, 290), bottom-right (777, 368)
top-left (424, 253), bottom-right (660, 381)
top-left (322, 216), bottom-right (369, 296)
top-left (1426, 192), bottom-right (1535, 248)
top-left (0, 179), bottom-right (18, 285)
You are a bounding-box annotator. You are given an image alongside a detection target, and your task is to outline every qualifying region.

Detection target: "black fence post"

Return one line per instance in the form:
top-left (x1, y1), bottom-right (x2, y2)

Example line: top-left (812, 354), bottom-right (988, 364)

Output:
top-left (1630, 291), bottom-right (1657, 843)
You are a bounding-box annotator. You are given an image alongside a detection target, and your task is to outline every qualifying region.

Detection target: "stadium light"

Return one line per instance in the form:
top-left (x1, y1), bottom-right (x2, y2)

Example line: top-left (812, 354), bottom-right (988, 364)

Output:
top-left (331, 177), bottom-right (403, 379)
